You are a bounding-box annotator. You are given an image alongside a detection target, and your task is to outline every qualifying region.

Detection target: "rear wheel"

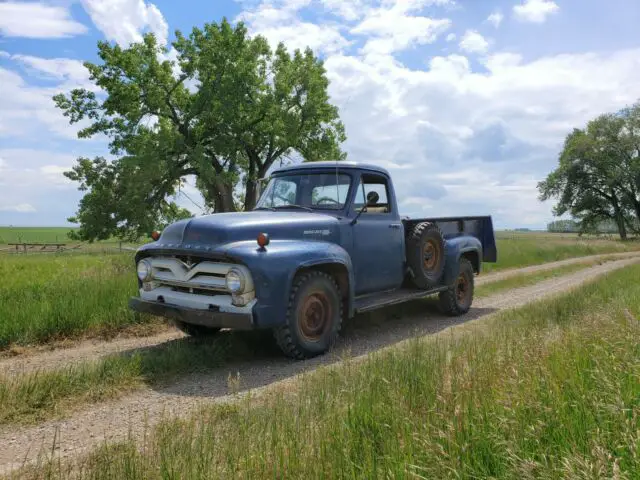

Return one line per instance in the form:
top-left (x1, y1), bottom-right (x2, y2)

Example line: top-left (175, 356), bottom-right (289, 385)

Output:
top-left (407, 222), bottom-right (446, 289)
top-left (439, 258), bottom-right (474, 316)
top-left (273, 271), bottom-right (343, 359)
top-left (172, 320), bottom-right (221, 337)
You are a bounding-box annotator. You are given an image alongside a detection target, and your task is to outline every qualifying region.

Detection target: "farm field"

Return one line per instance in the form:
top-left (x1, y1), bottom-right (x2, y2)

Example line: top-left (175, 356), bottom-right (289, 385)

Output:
top-left (0, 226), bottom-right (77, 244)
top-left (5, 256), bottom-right (639, 478)
top-left (1, 229), bottom-right (640, 352)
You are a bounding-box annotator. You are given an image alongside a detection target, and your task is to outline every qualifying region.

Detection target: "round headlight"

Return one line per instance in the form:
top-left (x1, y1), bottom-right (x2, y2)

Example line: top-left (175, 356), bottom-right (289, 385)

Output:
top-left (225, 268), bottom-right (245, 293)
top-left (137, 259), bottom-right (152, 282)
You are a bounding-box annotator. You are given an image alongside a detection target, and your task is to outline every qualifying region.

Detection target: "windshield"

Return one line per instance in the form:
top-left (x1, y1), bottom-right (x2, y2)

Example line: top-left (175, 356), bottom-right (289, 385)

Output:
top-left (255, 172), bottom-right (352, 210)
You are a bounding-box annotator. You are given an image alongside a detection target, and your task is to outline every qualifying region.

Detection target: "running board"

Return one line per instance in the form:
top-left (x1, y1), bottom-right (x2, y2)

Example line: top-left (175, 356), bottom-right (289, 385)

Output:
top-left (354, 286), bottom-right (448, 313)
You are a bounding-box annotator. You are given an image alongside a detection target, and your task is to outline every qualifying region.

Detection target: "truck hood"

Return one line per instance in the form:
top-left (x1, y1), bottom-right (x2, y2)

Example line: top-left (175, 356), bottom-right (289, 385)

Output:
top-left (156, 210), bottom-right (341, 249)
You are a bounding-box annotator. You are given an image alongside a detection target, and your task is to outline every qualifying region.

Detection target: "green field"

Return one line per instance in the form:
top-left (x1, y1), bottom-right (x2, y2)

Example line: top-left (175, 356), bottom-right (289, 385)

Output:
top-left (24, 263), bottom-right (640, 479)
top-left (0, 226), bottom-right (77, 244)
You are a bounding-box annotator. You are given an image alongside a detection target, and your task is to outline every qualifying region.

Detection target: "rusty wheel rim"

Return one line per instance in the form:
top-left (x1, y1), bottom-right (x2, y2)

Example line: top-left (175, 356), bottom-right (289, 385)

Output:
top-left (423, 240), bottom-right (440, 271)
top-left (456, 272), bottom-right (470, 304)
top-left (298, 291), bottom-right (332, 342)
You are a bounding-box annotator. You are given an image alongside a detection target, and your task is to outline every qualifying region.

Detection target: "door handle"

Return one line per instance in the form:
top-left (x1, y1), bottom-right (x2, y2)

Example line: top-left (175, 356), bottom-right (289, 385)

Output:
top-left (389, 223), bottom-right (402, 229)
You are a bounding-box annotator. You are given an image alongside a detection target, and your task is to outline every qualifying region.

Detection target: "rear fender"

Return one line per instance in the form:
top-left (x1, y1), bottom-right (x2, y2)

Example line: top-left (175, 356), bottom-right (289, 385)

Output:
top-left (442, 236), bottom-right (482, 286)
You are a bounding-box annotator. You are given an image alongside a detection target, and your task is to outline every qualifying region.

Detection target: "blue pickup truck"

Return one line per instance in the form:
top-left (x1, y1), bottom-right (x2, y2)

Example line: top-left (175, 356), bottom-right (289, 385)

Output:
top-left (129, 162), bottom-right (497, 358)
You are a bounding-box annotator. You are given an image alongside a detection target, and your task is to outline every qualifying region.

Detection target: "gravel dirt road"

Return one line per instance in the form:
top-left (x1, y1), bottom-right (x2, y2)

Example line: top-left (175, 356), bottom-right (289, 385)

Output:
top-left (1, 255), bottom-right (638, 475)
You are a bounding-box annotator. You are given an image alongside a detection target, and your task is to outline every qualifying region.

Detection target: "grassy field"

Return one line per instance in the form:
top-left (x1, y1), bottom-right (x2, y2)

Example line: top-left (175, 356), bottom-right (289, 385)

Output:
top-left (0, 226), bottom-right (77, 244)
top-left (0, 253), bottom-right (162, 350)
top-left (27, 263), bottom-right (639, 479)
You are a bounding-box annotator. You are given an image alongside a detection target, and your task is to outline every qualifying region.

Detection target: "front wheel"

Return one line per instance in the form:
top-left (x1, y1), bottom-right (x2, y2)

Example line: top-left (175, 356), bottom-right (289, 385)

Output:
top-left (438, 258), bottom-right (474, 316)
top-left (273, 271), bottom-right (343, 359)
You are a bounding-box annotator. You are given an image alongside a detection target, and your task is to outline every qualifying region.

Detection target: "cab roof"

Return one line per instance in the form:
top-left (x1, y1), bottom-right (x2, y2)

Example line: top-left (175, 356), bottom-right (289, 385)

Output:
top-left (271, 161), bottom-right (390, 177)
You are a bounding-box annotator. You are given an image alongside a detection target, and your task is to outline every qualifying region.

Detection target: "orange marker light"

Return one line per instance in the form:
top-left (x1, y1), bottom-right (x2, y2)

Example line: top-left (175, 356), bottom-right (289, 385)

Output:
top-left (257, 232), bottom-right (270, 248)
top-left (151, 231), bottom-right (161, 241)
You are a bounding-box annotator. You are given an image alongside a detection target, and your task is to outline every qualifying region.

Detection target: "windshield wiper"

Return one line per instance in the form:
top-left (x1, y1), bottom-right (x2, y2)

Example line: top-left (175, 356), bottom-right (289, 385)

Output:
top-left (273, 204), bottom-right (313, 212)
top-left (254, 206), bottom-right (275, 211)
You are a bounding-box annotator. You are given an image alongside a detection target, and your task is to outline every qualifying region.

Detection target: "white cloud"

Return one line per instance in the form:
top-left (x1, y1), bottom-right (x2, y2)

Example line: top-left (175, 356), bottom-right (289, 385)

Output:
top-left (446, 33), bottom-right (456, 42)
top-left (80, 0), bottom-right (169, 46)
top-left (0, 2), bottom-right (87, 38)
top-left (487, 11), bottom-right (504, 28)
top-left (352, 1), bottom-right (452, 55)
top-left (513, 0), bottom-right (559, 23)
top-left (324, 47), bottom-right (640, 227)
top-left (0, 203), bottom-right (36, 213)
top-left (237, 1), bottom-right (350, 55)
top-left (0, 65), bottom-right (94, 140)
top-left (4, 53), bottom-right (91, 85)
top-left (459, 30), bottom-right (489, 54)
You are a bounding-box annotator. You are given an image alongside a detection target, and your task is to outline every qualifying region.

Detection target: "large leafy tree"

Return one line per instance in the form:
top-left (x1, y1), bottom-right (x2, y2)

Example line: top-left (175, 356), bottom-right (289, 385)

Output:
top-left (538, 102), bottom-right (640, 239)
top-left (55, 18), bottom-right (346, 241)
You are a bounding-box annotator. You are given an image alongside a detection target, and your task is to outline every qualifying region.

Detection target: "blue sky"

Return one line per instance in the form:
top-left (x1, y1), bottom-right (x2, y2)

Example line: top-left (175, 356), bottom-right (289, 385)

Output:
top-left (1, 0), bottom-right (639, 229)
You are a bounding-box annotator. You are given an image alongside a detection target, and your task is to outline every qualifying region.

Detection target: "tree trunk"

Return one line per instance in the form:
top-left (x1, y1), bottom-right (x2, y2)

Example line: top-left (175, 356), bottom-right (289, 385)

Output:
top-left (211, 179), bottom-right (236, 213)
top-left (611, 194), bottom-right (628, 240)
top-left (245, 179), bottom-right (258, 211)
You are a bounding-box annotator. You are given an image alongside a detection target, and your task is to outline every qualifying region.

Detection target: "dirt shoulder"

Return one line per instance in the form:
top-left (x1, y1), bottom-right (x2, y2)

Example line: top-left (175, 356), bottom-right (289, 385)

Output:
top-left (1, 255), bottom-right (638, 476)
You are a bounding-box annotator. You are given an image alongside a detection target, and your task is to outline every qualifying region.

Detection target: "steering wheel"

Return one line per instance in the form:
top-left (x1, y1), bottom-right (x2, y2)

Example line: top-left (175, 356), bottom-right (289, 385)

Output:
top-left (316, 196), bottom-right (340, 205)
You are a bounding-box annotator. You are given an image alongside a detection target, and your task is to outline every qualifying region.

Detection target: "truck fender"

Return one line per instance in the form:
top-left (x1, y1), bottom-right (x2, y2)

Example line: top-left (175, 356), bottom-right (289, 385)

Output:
top-left (441, 236), bottom-right (483, 286)
top-left (288, 250), bottom-right (356, 319)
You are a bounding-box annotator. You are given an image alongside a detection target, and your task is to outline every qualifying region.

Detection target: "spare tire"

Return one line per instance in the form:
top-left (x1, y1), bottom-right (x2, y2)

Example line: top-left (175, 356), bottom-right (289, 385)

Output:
top-left (406, 222), bottom-right (445, 289)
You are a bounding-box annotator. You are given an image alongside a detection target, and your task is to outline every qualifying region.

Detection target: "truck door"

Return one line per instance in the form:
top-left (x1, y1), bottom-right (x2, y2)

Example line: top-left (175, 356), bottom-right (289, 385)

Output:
top-left (351, 173), bottom-right (405, 295)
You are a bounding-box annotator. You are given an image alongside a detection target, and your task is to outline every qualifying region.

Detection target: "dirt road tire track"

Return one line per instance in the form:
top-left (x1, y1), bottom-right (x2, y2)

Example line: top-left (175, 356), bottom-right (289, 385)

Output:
top-left (3, 251), bottom-right (638, 378)
top-left (1, 255), bottom-right (639, 475)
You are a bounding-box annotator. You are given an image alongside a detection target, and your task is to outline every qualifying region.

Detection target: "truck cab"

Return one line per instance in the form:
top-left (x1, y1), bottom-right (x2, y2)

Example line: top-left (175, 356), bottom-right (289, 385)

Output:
top-left (129, 162), bottom-right (497, 358)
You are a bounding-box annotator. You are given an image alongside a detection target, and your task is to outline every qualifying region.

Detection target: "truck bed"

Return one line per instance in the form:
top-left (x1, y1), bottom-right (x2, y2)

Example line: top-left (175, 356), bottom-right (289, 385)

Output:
top-left (402, 215), bottom-right (497, 263)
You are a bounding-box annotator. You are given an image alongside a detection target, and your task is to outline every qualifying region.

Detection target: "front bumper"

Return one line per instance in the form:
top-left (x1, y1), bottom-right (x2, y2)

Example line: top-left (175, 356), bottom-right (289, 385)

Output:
top-left (129, 297), bottom-right (255, 330)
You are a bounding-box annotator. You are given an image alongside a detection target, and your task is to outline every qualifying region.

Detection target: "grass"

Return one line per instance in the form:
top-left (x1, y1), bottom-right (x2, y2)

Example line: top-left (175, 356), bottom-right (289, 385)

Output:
top-left (484, 231), bottom-right (640, 272)
top-left (0, 227), bottom-right (76, 244)
top-left (27, 263), bottom-right (639, 479)
top-left (0, 254), bottom-right (161, 350)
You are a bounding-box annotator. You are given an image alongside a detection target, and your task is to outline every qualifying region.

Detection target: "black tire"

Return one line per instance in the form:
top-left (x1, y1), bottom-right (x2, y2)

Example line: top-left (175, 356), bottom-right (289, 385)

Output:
top-left (407, 222), bottom-right (446, 289)
top-left (439, 258), bottom-right (474, 316)
top-left (273, 271), bottom-right (343, 359)
top-left (172, 320), bottom-right (221, 337)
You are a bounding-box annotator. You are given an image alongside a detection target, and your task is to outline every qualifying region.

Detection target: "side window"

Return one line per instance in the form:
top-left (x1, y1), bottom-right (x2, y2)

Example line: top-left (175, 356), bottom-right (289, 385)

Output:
top-left (353, 174), bottom-right (391, 214)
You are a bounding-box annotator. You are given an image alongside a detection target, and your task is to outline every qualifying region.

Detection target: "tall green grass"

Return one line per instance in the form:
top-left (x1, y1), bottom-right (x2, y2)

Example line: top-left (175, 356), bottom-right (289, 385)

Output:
top-left (484, 233), bottom-right (640, 272)
top-left (0, 254), bottom-right (155, 349)
top-left (42, 264), bottom-right (639, 479)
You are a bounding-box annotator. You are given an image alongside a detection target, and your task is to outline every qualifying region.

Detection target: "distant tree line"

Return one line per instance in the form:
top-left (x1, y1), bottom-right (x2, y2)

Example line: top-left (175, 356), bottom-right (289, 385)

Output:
top-left (546, 218), bottom-right (637, 234)
top-left (538, 101), bottom-right (640, 240)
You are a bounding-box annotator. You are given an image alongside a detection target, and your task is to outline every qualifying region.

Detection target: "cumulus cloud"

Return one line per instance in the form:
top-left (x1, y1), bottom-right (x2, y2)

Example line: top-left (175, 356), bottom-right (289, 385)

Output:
top-left (0, 2), bottom-right (87, 38)
top-left (351, 1), bottom-right (452, 55)
top-left (513, 0), bottom-right (559, 23)
top-left (2, 53), bottom-right (91, 85)
top-left (80, 0), bottom-right (169, 46)
top-left (324, 47), bottom-right (640, 226)
top-left (487, 11), bottom-right (504, 28)
top-left (237, 0), bottom-right (350, 54)
top-left (459, 30), bottom-right (489, 54)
